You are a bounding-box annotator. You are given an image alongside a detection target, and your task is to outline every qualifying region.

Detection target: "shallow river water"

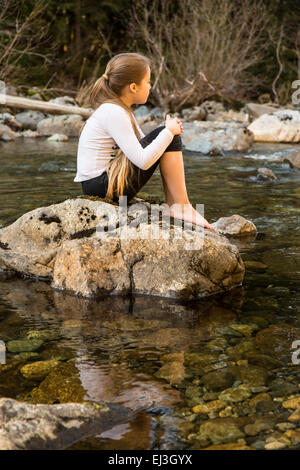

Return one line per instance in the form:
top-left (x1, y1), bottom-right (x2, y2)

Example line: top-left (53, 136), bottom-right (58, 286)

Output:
top-left (0, 137), bottom-right (299, 450)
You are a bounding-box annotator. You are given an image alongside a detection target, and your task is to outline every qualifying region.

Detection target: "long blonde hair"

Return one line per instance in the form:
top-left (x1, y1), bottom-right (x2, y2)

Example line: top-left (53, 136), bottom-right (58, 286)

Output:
top-left (80, 52), bottom-right (151, 201)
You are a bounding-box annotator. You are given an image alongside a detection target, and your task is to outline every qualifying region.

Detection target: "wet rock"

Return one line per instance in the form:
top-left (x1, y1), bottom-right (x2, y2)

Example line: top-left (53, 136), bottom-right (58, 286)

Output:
top-left (219, 385), bottom-right (252, 403)
top-left (20, 360), bottom-right (61, 381)
top-left (212, 214), bottom-right (257, 237)
top-left (264, 440), bottom-right (287, 450)
top-left (154, 360), bottom-right (185, 384)
top-left (20, 129), bottom-right (42, 138)
top-left (248, 109), bottom-right (300, 142)
top-left (283, 429), bottom-right (300, 445)
top-left (256, 400), bottom-right (280, 413)
top-left (37, 114), bottom-right (84, 137)
top-left (246, 103), bottom-right (279, 122)
top-left (256, 324), bottom-right (300, 364)
top-left (0, 198), bottom-right (245, 299)
top-left (200, 370), bottom-right (235, 391)
top-left (192, 399), bottom-right (226, 414)
top-left (24, 329), bottom-right (60, 342)
top-left (47, 133), bottom-right (69, 142)
top-left (15, 110), bottom-right (46, 130)
top-left (283, 150), bottom-right (300, 169)
top-left (282, 398), bottom-right (300, 410)
top-left (257, 167), bottom-right (277, 181)
top-left (0, 359), bottom-right (28, 397)
top-left (24, 361), bottom-right (85, 404)
top-left (249, 392), bottom-right (272, 408)
top-left (7, 339), bottom-right (44, 353)
top-left (231, 363), bottom-right (272, 386)
top-left (201, 442), bottom-right (253, 450)
top-left (182, 121), bottom-right (253, 154)
top-left (288, 409), bottom-right (300, 422)
top-left (198, 419), bottom-right (245, 445)
top-left (0, 123), bottom-right (21, 141)
top-left (244, 261), bottom-right (268, 272)
top-left (244, 422), bottom-right (272, 436)
top-left (0, 397), bottom-right (134, 450)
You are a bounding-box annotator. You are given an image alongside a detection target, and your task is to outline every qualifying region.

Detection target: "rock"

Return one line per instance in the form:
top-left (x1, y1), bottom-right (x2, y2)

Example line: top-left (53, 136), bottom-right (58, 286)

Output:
top-left (0, 198), bottom-right (245, 299)
top-left (133, 105), bottom-right (151, 124)
top-left (0, 112), bottom-right (22, 131)
top-left (0, 123), bottom-right (21, 141)
top-left (283, 150), bottom-right (300, 169)
top-left (244, 422), bottom-right (272, 436)
top-left (0, 397), bottom-right (133, 450)
top-left (248, 109), bottom-right (300, 142)
top-left (284, 429), bottom-right (300, 445)
top-left (202, 442), bottom-right (253, 450)
top-left (47, 133), bottom-right (69, 142)
top-left (265, 440), bottom-right (287, 450)
top-left (192, 399), bottom-right (226, 414)
top-left (154, 361), bottom-right (185, 384)
top-left (198, 419), bottom-right (245, 445)
top-left (246, 103), bottom-right (279, 122)
top-left (200, 370), bottom-right (235, 391)
top-left (288, 409), bottom-right (300, 422)
top-left (256, 324), bottom-right (300, 364)
top-left (15, 110), bottom-right (46, 130)
top-left (218, 385), bottom-right (252, 403)
top-left (249, 393), bottom-right (272, 408)
top-left (6, 338), bottom-right (44, 353)
top-left (182, 121), bottom-right (253, 154)
top-left (257, 167), bottom-right (277, 181)
top-left (48, 96), bottom-right (78, 107)
top-left (20, 360), bottom-right (60, 381)
top-left (20, 129), bottom-right (42, 138)
top-left (244, 261), bottom-right (268, 272)
top-left (181, 106), bottom-right (206, 121)
top-left (212, 214), bottom-right (257, 237)
top-left (282, 398), bottom-right (300, 410)
top-left (37, 114), bottom-right (84, 137)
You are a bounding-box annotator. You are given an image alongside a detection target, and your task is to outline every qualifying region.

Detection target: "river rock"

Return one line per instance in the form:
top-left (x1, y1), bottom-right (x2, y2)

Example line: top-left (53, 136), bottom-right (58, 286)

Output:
top-left (256, 324), bottom-right (300, 363)
top-left (246, 103), bottom-right (279, 122)
top-left (48, 96), bottom-right (78, 107)
top-left (6, 338), bottom-right (44, 353)
top-left (0, 197), bottom-right (245, 299)
top-left (47, 133), bottom-right (69, 142)
top-left (15, 110), bottom-right (46, 130)
top-left (20, 360), bottom-right (60, 381)
top-left (283, 150), bottom-right (300, 169)
top-left (211, 214), bottom-right (257, 237)
top-left (182, 121), bottom-right (253, 154)
top-left (0, 397), bottom-right (134, 450)
top-left (248, 110), bottom-right (300, 142)
top-left (257, 167), bottom-right (277, 181)
top-left (0, 123), bottom-right (21, 141)
top-left (218, 385), bottom-right (252, 403)
top-left (198, 419), bottom-right (245, 445)
top-left (37, 114), bottom-right (84, 136)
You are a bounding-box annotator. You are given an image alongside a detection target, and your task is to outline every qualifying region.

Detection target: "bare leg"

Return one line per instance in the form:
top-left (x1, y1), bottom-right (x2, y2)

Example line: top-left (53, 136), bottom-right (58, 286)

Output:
top-left (159, 150), bottom-right (215, 230)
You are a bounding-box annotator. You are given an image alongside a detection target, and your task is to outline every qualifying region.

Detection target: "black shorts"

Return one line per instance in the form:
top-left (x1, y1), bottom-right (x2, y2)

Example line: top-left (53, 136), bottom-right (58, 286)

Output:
top-left (81, 125), bottom-right (182, 203)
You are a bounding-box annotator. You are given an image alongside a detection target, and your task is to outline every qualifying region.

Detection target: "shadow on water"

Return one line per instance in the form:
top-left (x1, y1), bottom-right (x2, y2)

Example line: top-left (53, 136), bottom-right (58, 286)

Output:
top-left (0, 138), bottom-right (299, 449)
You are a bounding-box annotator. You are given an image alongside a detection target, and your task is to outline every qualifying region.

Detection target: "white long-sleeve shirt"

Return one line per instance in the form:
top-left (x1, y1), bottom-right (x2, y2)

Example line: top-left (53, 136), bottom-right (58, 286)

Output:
top-left (73, 102), bottom-right (174, 182)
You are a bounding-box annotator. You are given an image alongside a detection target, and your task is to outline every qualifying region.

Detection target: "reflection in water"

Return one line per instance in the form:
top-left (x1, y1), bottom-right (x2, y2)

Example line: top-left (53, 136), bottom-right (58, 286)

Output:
top-left (0, 138), bottom-right (299, 449)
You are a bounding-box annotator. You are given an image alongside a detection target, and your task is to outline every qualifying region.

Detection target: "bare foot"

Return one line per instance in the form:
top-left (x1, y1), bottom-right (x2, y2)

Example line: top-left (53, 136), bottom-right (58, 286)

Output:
top-left (162, 203), bottom-right (215, 230)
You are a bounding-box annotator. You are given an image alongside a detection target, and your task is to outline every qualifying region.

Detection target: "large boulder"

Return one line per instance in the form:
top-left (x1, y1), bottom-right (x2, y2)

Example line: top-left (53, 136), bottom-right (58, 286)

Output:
top-left (181, 121), bottom-right (253, 154)
top-left (0, 397), bottom-right (134, 450)
top-left (247, 109), bottom-right (300, 142)
top-left (0, 196), bottom-right (245, 299)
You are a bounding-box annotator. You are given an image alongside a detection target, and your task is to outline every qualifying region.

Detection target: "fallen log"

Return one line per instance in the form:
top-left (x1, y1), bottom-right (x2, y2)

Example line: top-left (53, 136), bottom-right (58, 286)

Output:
top-left (0, 94), bottom-right (92, 118)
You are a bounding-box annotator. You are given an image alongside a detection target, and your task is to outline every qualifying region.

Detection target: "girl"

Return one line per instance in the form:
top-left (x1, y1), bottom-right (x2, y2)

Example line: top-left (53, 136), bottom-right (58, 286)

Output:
top-left (74, 52), bottom-right (215, 230)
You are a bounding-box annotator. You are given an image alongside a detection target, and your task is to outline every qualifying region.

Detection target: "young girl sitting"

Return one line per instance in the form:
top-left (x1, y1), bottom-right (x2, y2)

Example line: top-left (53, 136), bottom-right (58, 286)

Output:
top-left (74, 52), bottom-right (214, 230)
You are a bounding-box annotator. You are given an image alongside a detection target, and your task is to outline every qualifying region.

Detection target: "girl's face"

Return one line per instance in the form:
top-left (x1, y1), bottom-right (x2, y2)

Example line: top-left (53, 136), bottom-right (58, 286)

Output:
top-left (134, 66), bottom-right (152, 105)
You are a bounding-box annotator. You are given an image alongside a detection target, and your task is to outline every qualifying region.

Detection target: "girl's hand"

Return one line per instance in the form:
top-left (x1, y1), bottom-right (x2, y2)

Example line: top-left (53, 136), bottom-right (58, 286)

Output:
top-left (165, 114), bottom-right (183, 136)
